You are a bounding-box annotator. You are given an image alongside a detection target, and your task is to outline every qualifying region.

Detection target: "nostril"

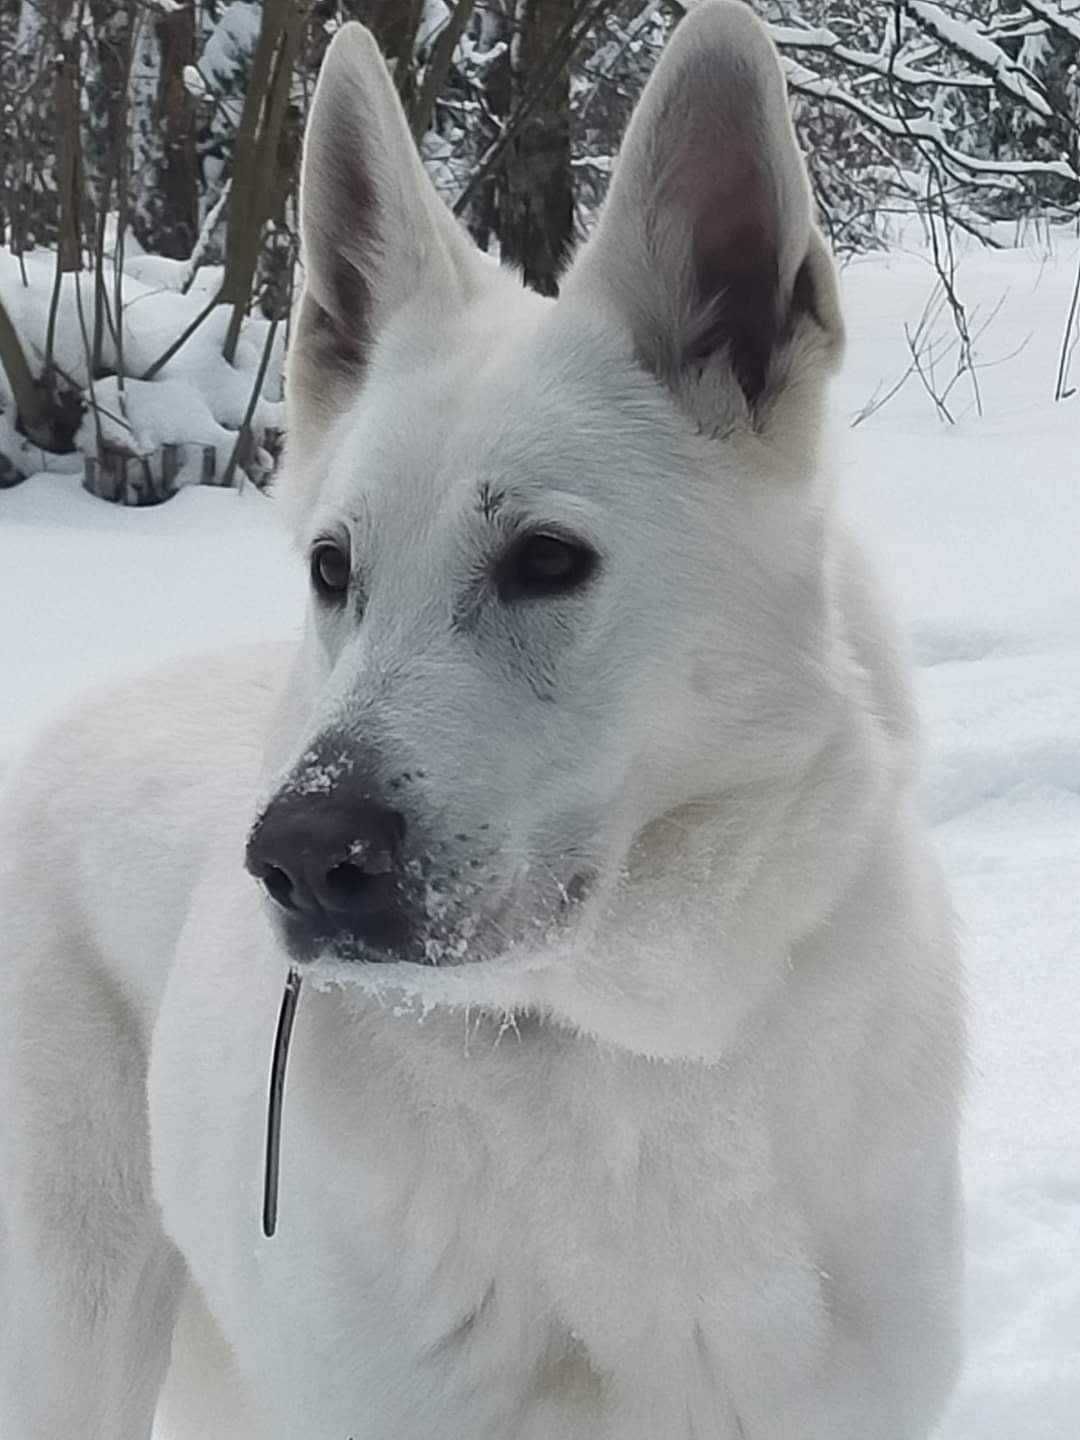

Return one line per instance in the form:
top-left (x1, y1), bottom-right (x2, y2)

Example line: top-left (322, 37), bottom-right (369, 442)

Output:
top-left (261, 864), bottom-right (298, 912)
top-left (246, 795), bottom-right (408, 935)
top-left (324, 861), bottom-right (376, 910)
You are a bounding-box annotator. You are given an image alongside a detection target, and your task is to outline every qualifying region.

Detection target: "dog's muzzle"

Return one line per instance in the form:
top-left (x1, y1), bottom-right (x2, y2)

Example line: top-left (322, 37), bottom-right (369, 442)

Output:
top-left (245, 786), bottom-right (414, 961)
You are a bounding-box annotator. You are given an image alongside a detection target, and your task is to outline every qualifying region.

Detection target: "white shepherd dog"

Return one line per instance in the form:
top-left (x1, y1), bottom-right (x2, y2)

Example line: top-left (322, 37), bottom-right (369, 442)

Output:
top-left (0, 5), bottom-right (964, 1437)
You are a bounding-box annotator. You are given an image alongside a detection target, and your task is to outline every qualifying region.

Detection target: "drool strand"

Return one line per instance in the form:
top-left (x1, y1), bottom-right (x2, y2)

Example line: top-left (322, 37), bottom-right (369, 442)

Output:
top-left (262, 966), bottom-right (303, 1238)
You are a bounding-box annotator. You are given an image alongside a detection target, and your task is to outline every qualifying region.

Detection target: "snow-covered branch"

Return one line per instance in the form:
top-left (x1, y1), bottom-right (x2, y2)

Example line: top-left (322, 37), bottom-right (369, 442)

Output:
top-left (903, 0), bottom-right (1052, 116)
top-left (786, 58), bottom-right (1076, 187)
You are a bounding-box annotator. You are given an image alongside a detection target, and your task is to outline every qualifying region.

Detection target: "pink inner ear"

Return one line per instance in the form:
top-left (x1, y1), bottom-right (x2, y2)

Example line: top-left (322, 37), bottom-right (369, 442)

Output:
top-left (675, 134), bottom-right (768, 237)
top-left (668, 138), bottom-right (782, 404)
top-left (303, 103), bottom-right (383, 361)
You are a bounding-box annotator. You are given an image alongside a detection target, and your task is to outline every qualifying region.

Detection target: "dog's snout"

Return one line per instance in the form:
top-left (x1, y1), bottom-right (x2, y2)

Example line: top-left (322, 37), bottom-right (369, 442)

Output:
top-left (246, 789), bottom-right (409, 957)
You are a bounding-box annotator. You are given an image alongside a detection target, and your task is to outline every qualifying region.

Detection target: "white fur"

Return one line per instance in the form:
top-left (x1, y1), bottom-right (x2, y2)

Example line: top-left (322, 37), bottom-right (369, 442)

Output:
top-left (0, 5), bottom-right (963, 1437)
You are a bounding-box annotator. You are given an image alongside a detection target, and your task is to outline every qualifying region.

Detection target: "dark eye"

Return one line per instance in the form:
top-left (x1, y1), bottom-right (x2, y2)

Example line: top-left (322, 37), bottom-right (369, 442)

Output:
top-left (310, 538), bottom-right (351, 602)
top-left (497, 531), bottom-right (599, 603)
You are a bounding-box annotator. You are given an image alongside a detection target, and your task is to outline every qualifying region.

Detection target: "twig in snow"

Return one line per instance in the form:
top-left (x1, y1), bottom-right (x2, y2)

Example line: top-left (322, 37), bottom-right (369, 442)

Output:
top-left (851, 361), bottom-right (920, 428)
top-left (1054, 249), bottom-right (1080, 401)
top-left (906, 315), bottom-right (955, 423)
top-left (43, 254), bottom-right (65, 391)
top-left (73, 269), bottom-right (106, 459)
top-left (924, 165), bottom-right (982, 417)
top-left (140, 289), bottom-right (222, 382)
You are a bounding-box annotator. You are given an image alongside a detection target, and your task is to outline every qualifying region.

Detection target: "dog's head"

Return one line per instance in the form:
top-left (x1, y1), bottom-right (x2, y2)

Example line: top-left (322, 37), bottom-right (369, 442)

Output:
top-left (247, 2), bottom-right (848, 992)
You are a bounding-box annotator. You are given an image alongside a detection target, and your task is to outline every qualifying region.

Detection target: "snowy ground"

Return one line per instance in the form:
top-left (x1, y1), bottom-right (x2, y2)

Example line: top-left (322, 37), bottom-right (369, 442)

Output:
top-left (835, 235), bottom-right (1080, 1438)
top-left (1, 232), bottom-right (1078, 1435)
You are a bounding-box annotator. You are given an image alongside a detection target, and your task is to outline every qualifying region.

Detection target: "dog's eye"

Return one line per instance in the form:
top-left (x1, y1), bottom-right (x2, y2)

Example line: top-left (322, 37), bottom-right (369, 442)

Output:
top-left (310, 539), bottom-right (351, 602)
top-left (498, 532), bottom-right (598, 602)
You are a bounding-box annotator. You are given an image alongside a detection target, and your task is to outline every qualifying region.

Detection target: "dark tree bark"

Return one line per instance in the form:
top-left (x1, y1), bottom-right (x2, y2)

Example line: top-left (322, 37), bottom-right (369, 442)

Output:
top-left (221, 0), bottom-right (311, 363)
top-left (148, 2), bottom-right (199, 260)
top-left (53, 0), bottom-right (82, 274)
top-left (0, 295), bottom-right (53, 445)
top-left (497, 0), bottom-right (575, 297)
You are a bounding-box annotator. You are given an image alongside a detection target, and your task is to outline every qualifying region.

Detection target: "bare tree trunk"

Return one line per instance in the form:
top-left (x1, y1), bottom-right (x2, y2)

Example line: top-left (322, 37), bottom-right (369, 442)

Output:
top-left (88, 0), bottom-right (134, 374)
top-left (157, 4), bottom-right (198, 257)
top-left (43, 0), bottom-right (80, 396)
top-left (221, 0), bottom-right (311, 365)
top-left (465, 2), bottom-right (513, 253)
top-left (498, 0), bottom-right (575, 296)
top-left (129, 1), bottom-right (198, 259)
top-left (54, 0), bottom-right (81, 274)
top-left (0, 296), bottom-right (52, 446)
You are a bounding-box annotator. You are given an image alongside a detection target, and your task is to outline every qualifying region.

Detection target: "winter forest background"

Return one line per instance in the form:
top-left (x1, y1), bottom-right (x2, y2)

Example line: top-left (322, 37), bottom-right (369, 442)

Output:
top-left (0, 0), bottom-right (1077, 497)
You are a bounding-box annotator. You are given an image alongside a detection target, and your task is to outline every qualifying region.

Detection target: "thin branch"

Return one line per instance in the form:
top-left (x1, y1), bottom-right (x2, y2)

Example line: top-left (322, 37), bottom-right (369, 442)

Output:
top-left (140, 289), bottom-right (222, 381)
top-left (222, 316), bottom-right (279, 489)
top-left (73, 268), bottom-right (105, 458)
top-left (1054, 248), bottom-right (1080, 401)
top-left (785, 60), bottom-right (1078, 187)
top-left (0, 296), bottom-right (51, 439)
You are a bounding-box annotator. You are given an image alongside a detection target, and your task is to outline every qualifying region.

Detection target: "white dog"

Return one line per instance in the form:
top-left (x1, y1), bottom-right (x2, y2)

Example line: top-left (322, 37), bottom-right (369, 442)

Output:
top-left (0, 5), bottom-right (964, 1437)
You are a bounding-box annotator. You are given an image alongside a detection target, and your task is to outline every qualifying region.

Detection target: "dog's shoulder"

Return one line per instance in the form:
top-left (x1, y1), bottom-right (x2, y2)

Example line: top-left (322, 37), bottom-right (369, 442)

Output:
top-left (0, 642), bottom-right (294, 1024)
top-left (3, 641), bottom-right (289, 830)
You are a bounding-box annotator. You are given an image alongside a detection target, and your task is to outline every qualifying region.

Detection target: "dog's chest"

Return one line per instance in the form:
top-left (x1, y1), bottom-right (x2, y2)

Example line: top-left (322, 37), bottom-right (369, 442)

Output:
top-left (250, 1004), bottom-right (831, 1437)
top-left (154, 961), bottom-right (834, 1439)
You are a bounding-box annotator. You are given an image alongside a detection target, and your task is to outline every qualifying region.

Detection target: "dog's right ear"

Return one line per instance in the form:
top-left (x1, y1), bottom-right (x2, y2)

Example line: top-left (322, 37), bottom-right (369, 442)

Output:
top-left (563, 0), bottom-right (842, 446)
top-left (285, 24), bottom-right (480, 507)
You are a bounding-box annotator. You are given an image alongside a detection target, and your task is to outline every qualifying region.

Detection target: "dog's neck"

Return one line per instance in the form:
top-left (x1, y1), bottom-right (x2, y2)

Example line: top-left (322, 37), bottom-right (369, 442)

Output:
top-left (540, 698), bottom-right (895, 1058)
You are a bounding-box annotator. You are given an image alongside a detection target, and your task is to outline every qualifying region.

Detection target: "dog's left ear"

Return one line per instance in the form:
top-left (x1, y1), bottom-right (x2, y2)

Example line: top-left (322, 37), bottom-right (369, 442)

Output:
top-left (564, 0), bottom-right (842, 433)
top-left (283, 23), bottom-right (483, 520)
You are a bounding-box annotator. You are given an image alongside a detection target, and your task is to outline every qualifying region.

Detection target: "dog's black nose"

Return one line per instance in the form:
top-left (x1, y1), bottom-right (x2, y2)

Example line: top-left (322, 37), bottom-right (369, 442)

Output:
top-left (245, 791), bottom-right (409, 955)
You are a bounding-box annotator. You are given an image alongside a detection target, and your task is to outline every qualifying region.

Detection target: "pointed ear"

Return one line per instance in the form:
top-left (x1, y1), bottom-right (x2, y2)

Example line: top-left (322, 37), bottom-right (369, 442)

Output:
top-left (285, 23), bottom-right (481, 494)
top-left (563, 0), bottom-right (842, 431)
